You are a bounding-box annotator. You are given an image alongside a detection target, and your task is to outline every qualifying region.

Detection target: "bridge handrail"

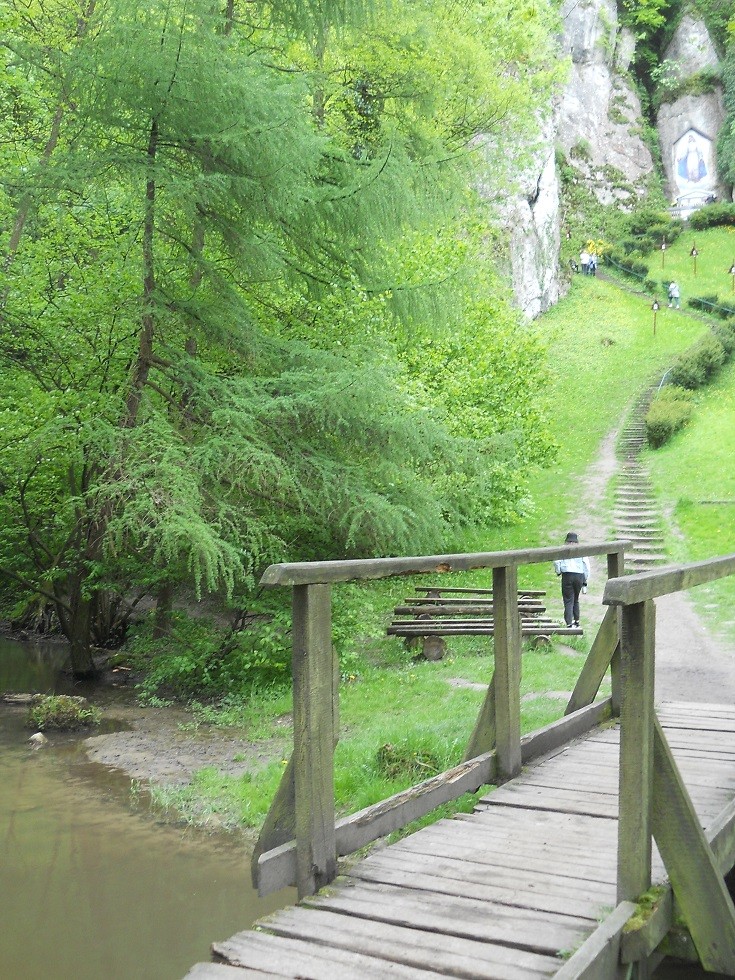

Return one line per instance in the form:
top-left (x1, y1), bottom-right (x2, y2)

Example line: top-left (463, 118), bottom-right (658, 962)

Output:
top-left (260, 540), bottom-right (627, 586)
top-left (604, 551), bottom-right (735, 974)
top-left (254, 539), bottom-right (629, 899)
top-left (603, 552), bottom-right (735, 605)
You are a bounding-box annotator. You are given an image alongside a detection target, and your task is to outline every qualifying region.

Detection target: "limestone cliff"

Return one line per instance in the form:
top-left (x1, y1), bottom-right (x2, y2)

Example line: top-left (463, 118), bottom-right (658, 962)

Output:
top-left (557, 0), bottom-right (654, 204)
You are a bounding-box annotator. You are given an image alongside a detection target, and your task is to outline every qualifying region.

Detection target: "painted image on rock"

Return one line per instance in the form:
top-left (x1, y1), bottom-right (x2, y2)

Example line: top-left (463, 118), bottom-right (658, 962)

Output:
top-left (673, 129), bottom-right (713, 193)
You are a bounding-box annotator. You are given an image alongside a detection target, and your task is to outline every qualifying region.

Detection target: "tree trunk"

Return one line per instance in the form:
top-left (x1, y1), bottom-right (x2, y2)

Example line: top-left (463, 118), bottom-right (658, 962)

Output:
top-left (65, 589), bottom-right (97, 679)
top-left (153, 581), bottom-right (174, 640)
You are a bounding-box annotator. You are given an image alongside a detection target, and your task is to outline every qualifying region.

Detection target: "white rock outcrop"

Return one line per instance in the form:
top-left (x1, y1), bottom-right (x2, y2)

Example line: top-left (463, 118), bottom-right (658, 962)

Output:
top-left (557, 0), bottom-right (654, 201)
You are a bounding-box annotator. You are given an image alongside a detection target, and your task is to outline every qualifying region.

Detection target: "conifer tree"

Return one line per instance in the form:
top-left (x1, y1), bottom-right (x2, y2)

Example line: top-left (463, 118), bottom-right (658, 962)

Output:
top-left (0, 0), bottom-right (561, 675)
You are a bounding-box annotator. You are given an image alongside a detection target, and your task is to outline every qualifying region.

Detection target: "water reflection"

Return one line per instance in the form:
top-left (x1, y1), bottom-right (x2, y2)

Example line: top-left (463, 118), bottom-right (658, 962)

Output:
top-left (1, 637), bottom-right (294, 980)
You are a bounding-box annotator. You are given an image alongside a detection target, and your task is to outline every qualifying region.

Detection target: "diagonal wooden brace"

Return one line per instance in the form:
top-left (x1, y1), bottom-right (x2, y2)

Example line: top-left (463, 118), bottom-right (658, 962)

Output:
top-left (651, 715), bottom-right (735, 975)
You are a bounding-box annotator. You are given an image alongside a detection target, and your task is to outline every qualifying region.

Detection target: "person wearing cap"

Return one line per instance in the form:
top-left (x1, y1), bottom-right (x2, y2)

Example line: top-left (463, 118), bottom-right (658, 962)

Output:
top-left (553, 532), bottom-right (590, 628)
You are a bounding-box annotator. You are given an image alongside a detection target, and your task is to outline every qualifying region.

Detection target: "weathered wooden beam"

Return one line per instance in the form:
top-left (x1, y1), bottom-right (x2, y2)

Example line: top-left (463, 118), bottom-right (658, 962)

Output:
top-left (462, 672), bottom-right (496, 762)
top-left (261, 541), bottom-right (630, 586)
top-left (604, 551), bottom-right (735, 607)
top-left (292, 584), bottom-right (336, 898)
top-left (250, 754), bottom-right (295, 888)
top-left (493, 564), bottom-right (522, 780)
top-left (552, 901), bottom-right (637, 979)
top-left (522, 697), bottom-right (613, 763)
top-left (617, 600), bottom-right (655, 904)
top-left (254, 750), bottom-right (497, 897)
top-left (707, 796), bottom-right (735, 872)
top-left (651, 715), bottom-right (735, 974)
top-left (606, 550), bottom-right (624, 715)
top-left (565, 606), bottom-right (619, 715)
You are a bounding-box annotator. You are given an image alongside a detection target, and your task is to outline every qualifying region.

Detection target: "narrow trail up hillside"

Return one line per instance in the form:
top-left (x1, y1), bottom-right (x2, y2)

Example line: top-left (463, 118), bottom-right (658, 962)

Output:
top-left (573, 386), bottom-right (735, 704)
top-left (612, 388), bottom-right (667, 573)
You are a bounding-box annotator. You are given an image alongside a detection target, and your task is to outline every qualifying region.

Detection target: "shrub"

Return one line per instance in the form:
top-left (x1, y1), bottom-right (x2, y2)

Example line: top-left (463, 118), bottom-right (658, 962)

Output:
top-left (687, 203), bottom-right (735, 230)
top-left (668, 334), bottom-right (726, 389)
top-left (646, 388), bottom-right (694, 448)
top-left (686, 294), bottom-right (719, 314)
top-left (27, 695), bottom-right (101, 730)
top-left (712, 320), bottom-right (735, 354)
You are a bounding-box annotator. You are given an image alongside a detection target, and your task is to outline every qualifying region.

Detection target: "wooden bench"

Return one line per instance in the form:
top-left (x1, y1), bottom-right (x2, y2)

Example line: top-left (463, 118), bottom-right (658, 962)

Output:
top-left (388, 585), bottom-right (582, 659)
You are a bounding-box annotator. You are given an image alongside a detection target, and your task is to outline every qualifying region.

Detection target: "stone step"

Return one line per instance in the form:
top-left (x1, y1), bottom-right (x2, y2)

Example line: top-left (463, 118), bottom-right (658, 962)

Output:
top-left (625, 554), bottom-right (667, 565)
top-left (616, 531), bottom-right (663, 539)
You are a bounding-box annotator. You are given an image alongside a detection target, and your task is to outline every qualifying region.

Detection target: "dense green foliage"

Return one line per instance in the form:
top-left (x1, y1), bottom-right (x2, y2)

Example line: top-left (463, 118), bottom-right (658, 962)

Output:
top-left (0, 0), bottom-right (561, 674)
top-left (645, 385), bottom-right (694, 447)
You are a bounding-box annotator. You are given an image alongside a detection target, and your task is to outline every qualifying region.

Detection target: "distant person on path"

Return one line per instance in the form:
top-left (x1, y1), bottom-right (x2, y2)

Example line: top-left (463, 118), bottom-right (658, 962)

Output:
top-left (580, 249), bottom-right (590, 275)
top-left (553, 532), bottom-right (590, 628)
top-left (668, 281), bottom-right (680, 309)
top-left (588, 252), bottom-right (597, 276)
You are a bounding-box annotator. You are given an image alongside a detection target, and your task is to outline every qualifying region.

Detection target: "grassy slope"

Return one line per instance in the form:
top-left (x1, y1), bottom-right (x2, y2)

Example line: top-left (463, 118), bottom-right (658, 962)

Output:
top-left (153, 230), bottom-right (735, 831)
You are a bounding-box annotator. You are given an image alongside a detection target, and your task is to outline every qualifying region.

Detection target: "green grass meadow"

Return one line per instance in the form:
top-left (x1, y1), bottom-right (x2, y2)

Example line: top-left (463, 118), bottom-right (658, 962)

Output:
top-left (151, 228), bottom-right (735, 833)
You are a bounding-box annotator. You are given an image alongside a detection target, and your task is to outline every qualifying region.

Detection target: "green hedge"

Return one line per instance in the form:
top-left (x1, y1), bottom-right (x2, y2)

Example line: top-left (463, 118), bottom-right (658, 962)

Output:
top-left (668, 333), bottom-right (726, 389)
top-left (687, 294), bottom-right (735, 318)
top-left (646, 386), bottom-right (694, 448)
top-left (687, 203), bottom-right (735, 230)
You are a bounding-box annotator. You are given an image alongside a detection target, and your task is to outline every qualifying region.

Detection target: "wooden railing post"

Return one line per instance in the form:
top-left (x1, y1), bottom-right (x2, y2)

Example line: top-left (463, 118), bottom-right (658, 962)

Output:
top-left (617, 599), bottom-right (655, 903)
top-left (292, 583), bottom-right (337, 897)
top-left (493, 564), bottom-right (522, 780)
top-left (607, 549), bottom-right (624, 716)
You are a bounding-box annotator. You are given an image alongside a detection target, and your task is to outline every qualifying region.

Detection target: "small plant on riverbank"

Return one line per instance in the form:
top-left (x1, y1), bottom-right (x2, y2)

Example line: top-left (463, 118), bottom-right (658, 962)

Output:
top-left (27, 695), bottom-right (101, 731)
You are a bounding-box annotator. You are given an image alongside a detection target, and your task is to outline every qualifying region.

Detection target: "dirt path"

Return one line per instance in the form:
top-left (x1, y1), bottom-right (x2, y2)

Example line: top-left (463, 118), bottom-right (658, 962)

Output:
top-left (573, 404), bottom-right (735, 704)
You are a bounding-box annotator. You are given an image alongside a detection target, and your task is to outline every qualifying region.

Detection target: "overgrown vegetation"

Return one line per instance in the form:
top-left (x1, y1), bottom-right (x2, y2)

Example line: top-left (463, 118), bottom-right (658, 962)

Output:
top-left (26, 694), bottom-right (101, 730)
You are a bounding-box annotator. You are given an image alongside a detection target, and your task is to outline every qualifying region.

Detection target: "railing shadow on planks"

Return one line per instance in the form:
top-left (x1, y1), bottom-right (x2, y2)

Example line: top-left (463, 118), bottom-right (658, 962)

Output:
top-left (251, 538), bottom-right (629, 901)
top-left (251, 543), bottom-right (735, 975)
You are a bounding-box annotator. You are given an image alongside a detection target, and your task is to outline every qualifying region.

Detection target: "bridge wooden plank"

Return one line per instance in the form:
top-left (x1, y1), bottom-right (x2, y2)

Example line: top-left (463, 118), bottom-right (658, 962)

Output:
top-left (352, 851), bottom-right (614, 918)
top-left (261, 907), bottom-right (561, 979)
top-left (478, 783), bottom-right (619, 818)
top-left (212, 929), bottom-right (450, 979)
top-left (391, 829), bottom-right (618, 888)
top-left (304, 880), bottom-right (590, 956)
top-left (184, 964), bottom-right (286, 979)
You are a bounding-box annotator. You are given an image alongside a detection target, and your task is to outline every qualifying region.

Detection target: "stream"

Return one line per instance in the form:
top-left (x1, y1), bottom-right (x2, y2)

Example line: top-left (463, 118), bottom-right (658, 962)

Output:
top-left (0, 636), bottom-right (724, 978)
top-left (0, 636), bottom-right (293, 980)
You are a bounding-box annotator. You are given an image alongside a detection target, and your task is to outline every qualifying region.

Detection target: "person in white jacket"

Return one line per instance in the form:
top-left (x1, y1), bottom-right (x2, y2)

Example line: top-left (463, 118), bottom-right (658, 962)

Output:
top-left (553, 531), bottom-right (590, 628)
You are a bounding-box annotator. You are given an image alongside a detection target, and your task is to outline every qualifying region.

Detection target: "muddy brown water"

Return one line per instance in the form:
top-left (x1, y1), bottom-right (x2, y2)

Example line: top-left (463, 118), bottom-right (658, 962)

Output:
top-left (1, 637), bottom-right (724, 978)
top-left (0, 636), bottom-right (293, 980)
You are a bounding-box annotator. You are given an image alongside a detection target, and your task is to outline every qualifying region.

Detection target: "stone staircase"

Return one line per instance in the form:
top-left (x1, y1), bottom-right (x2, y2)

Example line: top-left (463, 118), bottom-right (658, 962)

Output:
top-left (613, 390), bottom-right (667, 573)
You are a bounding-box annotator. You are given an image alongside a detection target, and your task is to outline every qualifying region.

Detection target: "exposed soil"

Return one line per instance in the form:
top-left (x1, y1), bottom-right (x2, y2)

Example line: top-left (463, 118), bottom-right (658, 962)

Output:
top-left (83, 702), bottom-right (290, 787)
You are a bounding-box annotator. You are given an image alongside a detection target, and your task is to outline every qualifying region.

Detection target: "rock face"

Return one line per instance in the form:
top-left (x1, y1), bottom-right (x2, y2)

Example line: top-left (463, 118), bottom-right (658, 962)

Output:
top-left (490, 2), bottom-right (728, 315)
top-left (505, 127), bottom-right (563, 320)
top-left (656, 13), bottom-right (728, 213)
top-left (557, 0), bottom-right (654, 203)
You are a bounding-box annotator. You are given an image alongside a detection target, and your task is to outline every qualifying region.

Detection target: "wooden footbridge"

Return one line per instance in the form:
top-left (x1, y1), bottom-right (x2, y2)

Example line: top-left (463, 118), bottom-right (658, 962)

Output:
top-left (186, 542), bottom-right (735, 979)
